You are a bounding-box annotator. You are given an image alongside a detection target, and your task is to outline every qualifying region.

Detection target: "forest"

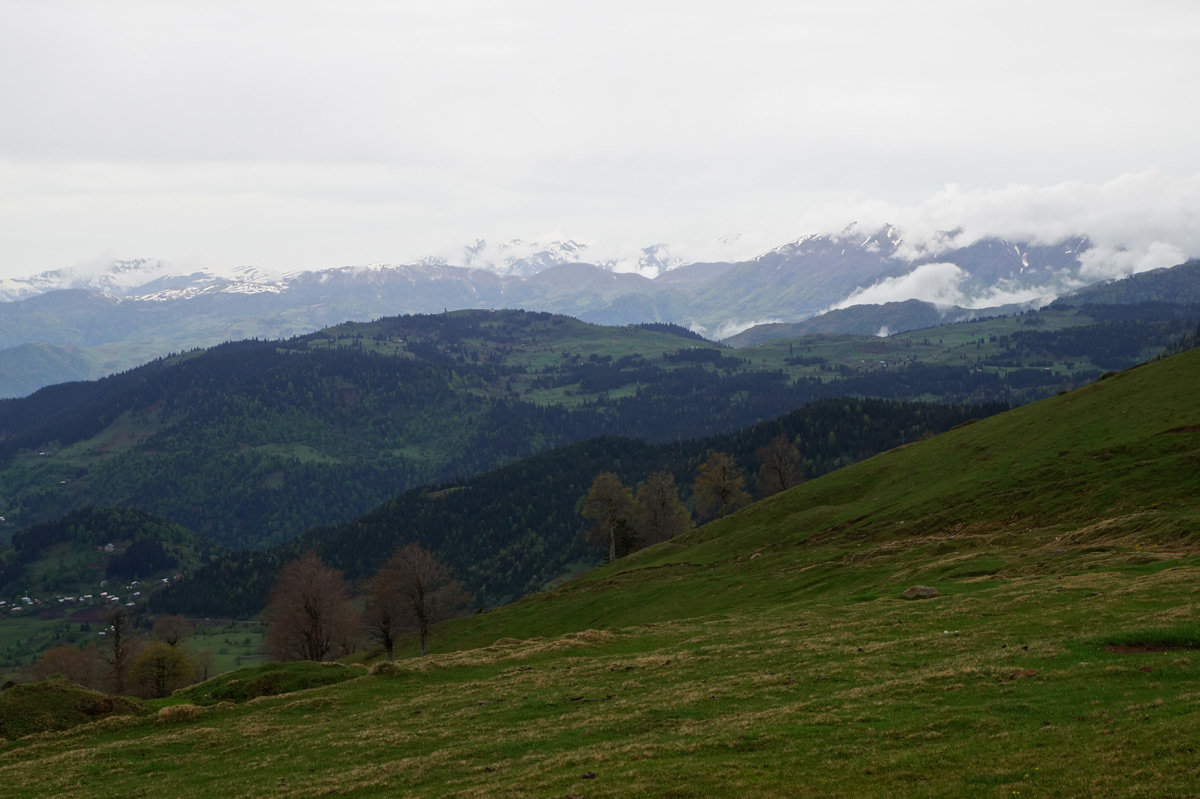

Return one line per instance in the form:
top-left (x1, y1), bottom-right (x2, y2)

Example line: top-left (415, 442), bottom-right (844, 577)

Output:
top-left (1, 306), bottom-right (1195, 553)
top-left (151, 395), bottom-right (1004, 617)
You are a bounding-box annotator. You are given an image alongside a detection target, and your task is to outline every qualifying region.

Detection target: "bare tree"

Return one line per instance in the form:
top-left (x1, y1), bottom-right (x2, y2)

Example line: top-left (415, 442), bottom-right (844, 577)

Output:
top-left (152, 614), bottom-right (194, 647)
top-left (28, 644), bottom-right (99, 689)
top-left (263, 552), bottom-right (356, 662)
top-left (97, 606), bottom-right (141, 695)
top-left (633, 471), bottom-right (693, 546)
top-left (692, 451), bottom-right (751, 521)
top-left (367, 543), bottom-right (470, 658)
top-left (192, 650), bottom-right (217, 683)
top-left (756, 434), bottom-right (802, 498)
top-left (581, 472), bottom-right (637, 561)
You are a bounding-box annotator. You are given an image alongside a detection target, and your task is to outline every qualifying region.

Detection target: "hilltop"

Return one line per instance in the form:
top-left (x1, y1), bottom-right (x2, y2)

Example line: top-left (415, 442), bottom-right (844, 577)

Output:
top-left (0, 344), bottom-right (1195, 797)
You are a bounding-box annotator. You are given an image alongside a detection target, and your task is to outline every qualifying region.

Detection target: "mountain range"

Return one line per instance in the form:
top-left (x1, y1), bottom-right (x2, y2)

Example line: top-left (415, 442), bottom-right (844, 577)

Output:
top-left (3, 231), bottom-right (1195, 400)
top-left (0, 227), bottom-right (1119, 397)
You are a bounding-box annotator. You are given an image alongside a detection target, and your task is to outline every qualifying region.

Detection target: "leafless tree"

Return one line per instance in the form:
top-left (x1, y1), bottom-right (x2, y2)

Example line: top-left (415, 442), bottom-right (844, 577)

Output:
top-left (367, 543), bottom-right (470, 658)
top-left (581, 472), bottom-right (637, 561)
top-left (192, 650), bottom-right (217, 683)
top-left (28, 644), bottom-right (99, 689)
top-left (633, 471), bottom-right (693, 546)
top-left (152, 614), bottom-right (194, 647)
top-left (97, 606), bottom-right (141, 695)
top-left (692, 451), bottom-right (751, 521)
top-left (756, 434), bottom-right (802, 498)
top-left (263, 552), bottom-right (356, 662)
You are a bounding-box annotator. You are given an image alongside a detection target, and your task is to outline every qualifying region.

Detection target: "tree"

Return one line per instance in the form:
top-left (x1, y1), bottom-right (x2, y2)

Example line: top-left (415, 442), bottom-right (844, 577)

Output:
top-left (263, 552), bottom-right (356, 662)
top-left (581, 472), bottom-right (636, 562)
top-left (130, 642), bottom-right (194, 698)
top-left (692, 451), bottom-right (751, 521)
top-left (367, 543), bottom-right (470, 658)
top-left (633, 471), bottom-right (693, 546)
top-left (28, 645), bottom-right (98, 689)
top-left (97, 606), bottom-right (141, 695)
top-left (756, 434), bottom-right (802, 498)
top-left (152, 614), bottom-right (193, 647)
top-left (193, 649), bottom-right (217, 683)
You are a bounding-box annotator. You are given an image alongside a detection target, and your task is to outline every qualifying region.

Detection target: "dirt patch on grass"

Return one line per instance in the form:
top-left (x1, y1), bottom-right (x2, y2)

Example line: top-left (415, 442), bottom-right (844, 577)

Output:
top-left (1163, 425), bottom-right (1200, 434)
top-left (66, 607), bottom-right (112, 623)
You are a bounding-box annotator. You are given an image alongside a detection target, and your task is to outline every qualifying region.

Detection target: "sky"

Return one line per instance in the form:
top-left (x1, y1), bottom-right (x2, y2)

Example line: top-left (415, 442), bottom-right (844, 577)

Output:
top-left (1, 0), bottom-right (1199, 281)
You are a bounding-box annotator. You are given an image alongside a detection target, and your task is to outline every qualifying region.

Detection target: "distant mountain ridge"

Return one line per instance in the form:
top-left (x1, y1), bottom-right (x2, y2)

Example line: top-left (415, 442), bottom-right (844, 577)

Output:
top-left (0, 229), bottom-right (1185, 397)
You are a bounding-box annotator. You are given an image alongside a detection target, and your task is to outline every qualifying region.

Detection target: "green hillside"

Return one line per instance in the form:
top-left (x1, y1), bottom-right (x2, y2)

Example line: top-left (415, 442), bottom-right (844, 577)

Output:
top-left (1, 347), bottom-right (1196, 797)
top-left (6, 306), bottom-right (1176, 550)
top-left (153, 396), bottom-right (998, 617)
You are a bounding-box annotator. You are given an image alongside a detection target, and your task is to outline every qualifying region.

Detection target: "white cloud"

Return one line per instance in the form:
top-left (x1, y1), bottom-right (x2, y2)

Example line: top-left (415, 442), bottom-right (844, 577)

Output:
top-left (835, 263), bottom-right (967, 309)
top-left (1, 3), bottom-right (1199, 278)
top-left (1078, 240), bottom-right (1188, 281)
top-left (690, 318), bottom-right (783, 341)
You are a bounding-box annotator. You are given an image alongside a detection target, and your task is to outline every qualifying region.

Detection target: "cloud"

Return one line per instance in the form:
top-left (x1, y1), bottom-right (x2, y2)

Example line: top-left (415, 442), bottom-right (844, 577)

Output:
top-left (879, 172), bottom-right (1200, 271)
top-left (1078, 240), bottom-right (1188, 281)
top-left (1, 0), bottom-right (1199, 278)
top-left (689, 317), bottom-right (783, 341)
top-left (834, 263), bottom-right (967, 309)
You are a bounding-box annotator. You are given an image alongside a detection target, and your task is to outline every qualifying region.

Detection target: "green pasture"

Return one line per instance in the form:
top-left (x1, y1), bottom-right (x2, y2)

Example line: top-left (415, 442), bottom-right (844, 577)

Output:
top-left (0, 347), bottom-right (1195, 797)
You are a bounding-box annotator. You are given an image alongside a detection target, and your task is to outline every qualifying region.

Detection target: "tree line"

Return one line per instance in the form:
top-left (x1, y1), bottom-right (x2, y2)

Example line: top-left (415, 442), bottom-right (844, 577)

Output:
top-left (580, 436), bottom-right (800, 560)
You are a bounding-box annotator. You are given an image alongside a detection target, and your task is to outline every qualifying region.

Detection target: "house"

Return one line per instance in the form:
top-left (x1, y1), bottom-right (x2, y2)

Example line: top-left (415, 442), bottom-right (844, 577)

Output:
top-left (103, 543), bottom-right (115, 553)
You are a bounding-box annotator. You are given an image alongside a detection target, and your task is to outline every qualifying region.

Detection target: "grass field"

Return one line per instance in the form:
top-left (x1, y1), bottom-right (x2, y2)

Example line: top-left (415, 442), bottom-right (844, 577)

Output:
top-left (0, 346), bottom-right (1195, 796)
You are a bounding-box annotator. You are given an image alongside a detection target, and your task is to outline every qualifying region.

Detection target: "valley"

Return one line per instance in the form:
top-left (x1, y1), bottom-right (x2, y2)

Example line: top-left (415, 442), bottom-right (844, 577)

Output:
top-left (0, 326), bottom-right (1196, 798)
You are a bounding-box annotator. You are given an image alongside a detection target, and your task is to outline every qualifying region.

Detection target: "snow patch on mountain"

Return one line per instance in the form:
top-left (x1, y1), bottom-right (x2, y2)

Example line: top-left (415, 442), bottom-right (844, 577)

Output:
top-left (419, 239), bottom-right (593, 277)
top-left (419, 239), bottom-right (698, 279)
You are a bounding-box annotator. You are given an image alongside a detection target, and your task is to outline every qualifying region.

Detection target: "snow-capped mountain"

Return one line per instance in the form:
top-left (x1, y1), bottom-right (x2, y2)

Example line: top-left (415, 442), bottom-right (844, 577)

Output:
top-left (0, 225), bottom-right (1187, 397)
top-left (418, 239), bottom-right (594, 278)
top-left (417, 239), bottom-right (687, 279)
top-left (0, 259), bottom-right (290, 302)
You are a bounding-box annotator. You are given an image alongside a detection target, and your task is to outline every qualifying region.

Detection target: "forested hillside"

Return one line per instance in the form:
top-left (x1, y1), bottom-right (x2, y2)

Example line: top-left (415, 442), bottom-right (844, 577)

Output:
top-left (153, 396), bottom-right (1003, 616)
top-left (1, 307), bottom-right (1193, 552)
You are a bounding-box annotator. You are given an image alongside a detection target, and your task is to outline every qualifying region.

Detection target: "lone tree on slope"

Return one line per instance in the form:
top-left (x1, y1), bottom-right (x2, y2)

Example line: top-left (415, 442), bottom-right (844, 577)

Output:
top-left (581, 472), bottom-right (637, 561)
top-left (366, 542), bottom-right (470, 659)
top-left (692, 451), bottom-right (751, 522)
top-left (756, 434), bottom-right (802, 498)
top-left (633, 471), bottom-right (693, 547)
top-left (263, 551), bottom-right (356, 662)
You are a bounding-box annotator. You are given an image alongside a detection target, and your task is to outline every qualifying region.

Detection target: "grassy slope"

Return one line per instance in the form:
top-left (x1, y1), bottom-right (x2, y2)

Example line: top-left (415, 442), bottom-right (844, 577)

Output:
top-left (0, 350), bottom-right (1197, 797)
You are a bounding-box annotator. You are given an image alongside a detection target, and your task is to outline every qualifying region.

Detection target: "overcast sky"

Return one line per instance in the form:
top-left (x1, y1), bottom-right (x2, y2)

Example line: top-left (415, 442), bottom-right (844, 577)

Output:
top-left (2, 0), bottom-right (1199, 280)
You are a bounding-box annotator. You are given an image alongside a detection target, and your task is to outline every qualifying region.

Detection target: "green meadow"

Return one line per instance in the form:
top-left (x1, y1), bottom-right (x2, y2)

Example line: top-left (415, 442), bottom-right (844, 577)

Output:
top-left (0, 347), bottom-right (1197, 797)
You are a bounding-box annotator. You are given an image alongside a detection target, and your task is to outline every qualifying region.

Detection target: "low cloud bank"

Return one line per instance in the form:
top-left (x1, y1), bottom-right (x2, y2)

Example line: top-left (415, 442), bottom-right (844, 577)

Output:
top-left (878, 172), bottom-right (1200, 280)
